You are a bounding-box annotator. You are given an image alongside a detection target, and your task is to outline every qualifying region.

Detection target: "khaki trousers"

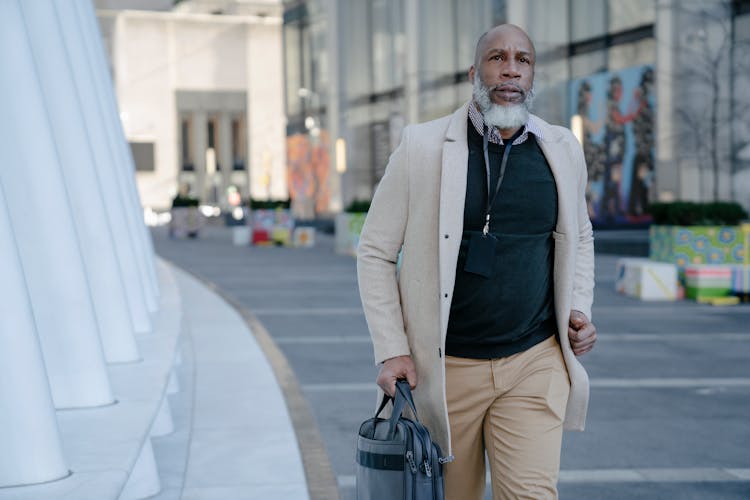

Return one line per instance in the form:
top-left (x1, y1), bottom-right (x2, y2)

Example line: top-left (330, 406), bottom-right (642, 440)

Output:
top-left (443, 335), bottom-right (570, 500)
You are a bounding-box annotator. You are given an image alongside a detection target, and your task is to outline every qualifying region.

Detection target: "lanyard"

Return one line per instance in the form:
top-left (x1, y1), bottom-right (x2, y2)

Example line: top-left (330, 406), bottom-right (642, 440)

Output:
top-left (482, 125), bottom-right (524, 236)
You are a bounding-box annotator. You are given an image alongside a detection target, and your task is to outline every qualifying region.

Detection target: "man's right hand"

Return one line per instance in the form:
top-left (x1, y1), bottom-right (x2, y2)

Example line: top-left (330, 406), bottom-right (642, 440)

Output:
top-left (377, 355), bottom-right (417, 397)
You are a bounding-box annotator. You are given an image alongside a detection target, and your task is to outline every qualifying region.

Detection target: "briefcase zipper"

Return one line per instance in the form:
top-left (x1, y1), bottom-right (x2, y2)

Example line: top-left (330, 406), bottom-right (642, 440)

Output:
top-left (405, 451), bottom-right (417, 474)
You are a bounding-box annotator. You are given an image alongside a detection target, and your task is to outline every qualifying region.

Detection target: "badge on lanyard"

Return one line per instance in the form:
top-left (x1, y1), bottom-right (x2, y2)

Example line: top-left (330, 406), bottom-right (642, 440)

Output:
top-left (463, 125), bottom-right (524, 278)
top-left (464, 231), bottom-right (496, 277)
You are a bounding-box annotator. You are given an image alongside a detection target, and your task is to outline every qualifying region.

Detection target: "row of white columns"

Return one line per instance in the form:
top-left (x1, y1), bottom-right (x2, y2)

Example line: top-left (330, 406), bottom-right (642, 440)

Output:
top-left (0, 0), bottom-right (160, 487)
top-left (186, 111), bottom-right (237, 207)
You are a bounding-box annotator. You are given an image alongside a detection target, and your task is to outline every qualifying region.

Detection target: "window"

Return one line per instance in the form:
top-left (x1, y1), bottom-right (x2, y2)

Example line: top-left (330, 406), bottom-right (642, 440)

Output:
top-left (371, 0), bottom-right (404, 92)
top-left (526, 0), bottom-right (568, 49)
top-left (419, 0), bottom-right (456, 81)
top-left (342, 0), bottom-right (371, 100)
top-left (284, 23), bottom-right (303, 117)
top-left (207, 118), bottom-right (216, 149)
top-left (231, 117), bottom-right (246, 171)
top-left (571, 0), bottom-right (607, 42)
top-left (608, 38), bottom-right (655, 72)
top-left (180, 117), bottom-right (194, 171)
top-left (130, 142), bottom-right (155, 172)
top-left (570, 50), bottom-right (607, 79)
top-left (608, 0), bottom-right (655, 32)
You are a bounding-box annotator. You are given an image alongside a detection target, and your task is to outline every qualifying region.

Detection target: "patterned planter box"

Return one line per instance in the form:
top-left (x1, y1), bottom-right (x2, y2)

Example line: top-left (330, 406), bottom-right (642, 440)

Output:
top-left (335, 212), bottom-right (367, 256)
top-left (684, 265), bottom-right (733, 300)
top-left (649, 225), bottom-right (746, 268)
top-left (251, 208), bottom-right (294, 246)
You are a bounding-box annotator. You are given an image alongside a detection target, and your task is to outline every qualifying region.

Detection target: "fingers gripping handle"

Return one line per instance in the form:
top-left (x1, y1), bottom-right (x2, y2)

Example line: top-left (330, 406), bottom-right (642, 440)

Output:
top-left (379, 380), bottom-right (419, 440)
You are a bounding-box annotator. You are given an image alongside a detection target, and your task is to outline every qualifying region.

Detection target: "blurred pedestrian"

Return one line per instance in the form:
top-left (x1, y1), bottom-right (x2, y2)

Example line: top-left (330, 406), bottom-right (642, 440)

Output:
top-left (357, 24), bottom-right (596, 500)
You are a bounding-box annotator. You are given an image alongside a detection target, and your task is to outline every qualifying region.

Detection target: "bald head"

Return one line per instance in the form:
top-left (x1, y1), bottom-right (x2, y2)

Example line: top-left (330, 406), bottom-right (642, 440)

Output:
top-left (474, 24), bottom-right (536, 69)
top-left (468, 22), bottom-right (536, 134)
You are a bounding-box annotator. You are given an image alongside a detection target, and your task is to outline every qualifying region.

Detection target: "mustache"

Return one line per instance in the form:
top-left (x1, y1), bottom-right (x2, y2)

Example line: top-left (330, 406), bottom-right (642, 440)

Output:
top-left (490, 83), bottom-right (526, 96)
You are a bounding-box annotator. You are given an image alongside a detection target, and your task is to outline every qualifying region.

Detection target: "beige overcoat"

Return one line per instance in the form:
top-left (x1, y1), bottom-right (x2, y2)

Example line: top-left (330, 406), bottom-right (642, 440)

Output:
top-left (356, 101), bottom-right (595, 456)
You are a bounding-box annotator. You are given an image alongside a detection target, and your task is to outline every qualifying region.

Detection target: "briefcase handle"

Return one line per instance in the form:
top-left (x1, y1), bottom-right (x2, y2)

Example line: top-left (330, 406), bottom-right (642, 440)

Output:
top-left (374, 380), bottom-right (419, 441)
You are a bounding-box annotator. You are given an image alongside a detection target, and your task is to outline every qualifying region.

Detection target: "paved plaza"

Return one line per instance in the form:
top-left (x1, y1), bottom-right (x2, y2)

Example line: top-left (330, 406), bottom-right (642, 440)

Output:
top-left (153, 225), bottom-right (750, 500)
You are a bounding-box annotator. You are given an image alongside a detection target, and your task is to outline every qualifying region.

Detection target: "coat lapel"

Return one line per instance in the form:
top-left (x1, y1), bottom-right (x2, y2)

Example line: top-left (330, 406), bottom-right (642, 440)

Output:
top-left (534, 123), bottom-right (571, 235)
top-left (438, 102), bottom-right (470, 341)
top-left (534, 122), bottom-right (576, 344)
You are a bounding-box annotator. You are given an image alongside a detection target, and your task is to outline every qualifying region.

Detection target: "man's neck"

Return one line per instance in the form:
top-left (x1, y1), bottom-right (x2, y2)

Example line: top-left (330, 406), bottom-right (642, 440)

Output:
top-left (497, 126), bottom-right (522, 140)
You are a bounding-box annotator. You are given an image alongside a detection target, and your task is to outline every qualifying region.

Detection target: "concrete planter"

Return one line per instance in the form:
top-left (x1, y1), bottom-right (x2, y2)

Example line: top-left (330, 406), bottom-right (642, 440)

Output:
top-left (232, 226), bottom-right (251, 246)
top-left (169, 207), bottom-right (202, 238)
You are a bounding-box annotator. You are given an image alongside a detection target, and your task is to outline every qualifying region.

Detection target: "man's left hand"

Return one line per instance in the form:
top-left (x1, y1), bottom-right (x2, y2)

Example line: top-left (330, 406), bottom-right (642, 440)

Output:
top-left (568, 310), bottom-right (596, 356)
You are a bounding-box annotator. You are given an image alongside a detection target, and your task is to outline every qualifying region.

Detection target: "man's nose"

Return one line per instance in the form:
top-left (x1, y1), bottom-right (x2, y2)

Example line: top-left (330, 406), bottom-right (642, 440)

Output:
top-left (501, 60), bottom-right (521, 79)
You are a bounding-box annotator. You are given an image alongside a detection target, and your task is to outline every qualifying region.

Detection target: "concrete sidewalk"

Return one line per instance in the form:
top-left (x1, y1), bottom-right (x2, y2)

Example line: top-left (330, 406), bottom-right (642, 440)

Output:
top-left (148, 263), bottom-right (309, 500)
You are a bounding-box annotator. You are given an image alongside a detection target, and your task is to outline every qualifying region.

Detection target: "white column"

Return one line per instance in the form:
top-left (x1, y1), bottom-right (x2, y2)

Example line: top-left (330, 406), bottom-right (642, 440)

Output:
top-left (80, 4), bottom-right (161, 302)
top-left (73, 0), bottom-right (159, 312)
top-left (327, 0), bottom-right (343, 213)
top-left (53, 0), bottom-right (153, 334)
top-left (0, 184), bottom-right (68, 487)
top-left (655, 0), bottom-right (678, 201)
top-left (0, 0), bottom-right (113, 408)
top-left (20, 0), bottom-right (140, 363)
top-left (85, 1), bottom-right (160, 302)
top-left (218, 113), bottom-right (233, 208)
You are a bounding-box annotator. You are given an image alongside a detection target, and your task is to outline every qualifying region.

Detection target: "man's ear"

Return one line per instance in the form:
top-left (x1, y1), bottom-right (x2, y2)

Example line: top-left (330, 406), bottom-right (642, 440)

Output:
top-left (468, 65), bottom-right (475, 84)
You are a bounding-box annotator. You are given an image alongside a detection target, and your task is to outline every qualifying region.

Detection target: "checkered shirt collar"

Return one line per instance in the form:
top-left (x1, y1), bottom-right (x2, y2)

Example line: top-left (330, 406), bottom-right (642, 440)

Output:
top-left (468, 101), bottom-right (544, 145)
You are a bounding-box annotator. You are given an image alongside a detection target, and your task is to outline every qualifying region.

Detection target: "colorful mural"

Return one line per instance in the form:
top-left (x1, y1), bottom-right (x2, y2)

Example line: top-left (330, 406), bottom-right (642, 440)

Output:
top-left (570, 65), bottom-right (655, 226)
top-left (286, 131), bottom-right (330, 219)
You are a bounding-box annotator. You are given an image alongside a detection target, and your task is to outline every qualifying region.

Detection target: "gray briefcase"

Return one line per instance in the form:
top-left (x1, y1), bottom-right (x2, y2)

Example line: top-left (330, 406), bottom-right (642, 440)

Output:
top-left (356, 380), bottom-right (447, 500)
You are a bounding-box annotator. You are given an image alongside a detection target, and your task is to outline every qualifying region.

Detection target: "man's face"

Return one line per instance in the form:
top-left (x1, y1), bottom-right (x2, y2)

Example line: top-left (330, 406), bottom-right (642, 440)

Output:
top-left (470, 26), bottom-right (535, 107)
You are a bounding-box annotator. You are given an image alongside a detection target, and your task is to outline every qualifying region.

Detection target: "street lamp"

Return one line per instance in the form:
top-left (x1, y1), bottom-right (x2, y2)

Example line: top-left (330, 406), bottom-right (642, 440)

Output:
top-left (335, 137), bottom-right (347, 173)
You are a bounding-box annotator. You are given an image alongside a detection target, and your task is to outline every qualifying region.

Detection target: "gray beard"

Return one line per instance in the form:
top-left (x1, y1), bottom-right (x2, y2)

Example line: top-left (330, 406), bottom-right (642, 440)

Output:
top-left (473, 78), bottom-right (534, 130)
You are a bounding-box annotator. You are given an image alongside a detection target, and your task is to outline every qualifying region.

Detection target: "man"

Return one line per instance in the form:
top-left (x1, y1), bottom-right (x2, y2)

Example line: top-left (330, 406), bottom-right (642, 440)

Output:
top-left (357, 24), bottom-right (596, 499)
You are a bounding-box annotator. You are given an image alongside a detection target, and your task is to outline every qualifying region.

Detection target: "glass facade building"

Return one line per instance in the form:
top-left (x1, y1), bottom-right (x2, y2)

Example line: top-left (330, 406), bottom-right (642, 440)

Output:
top-left (283, 0), bottom-right (750, 225)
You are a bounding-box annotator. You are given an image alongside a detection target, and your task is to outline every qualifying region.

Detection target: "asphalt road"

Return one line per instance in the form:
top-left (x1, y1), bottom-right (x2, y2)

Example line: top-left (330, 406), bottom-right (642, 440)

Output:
top-left (153, 224), bottom-right (750, 500)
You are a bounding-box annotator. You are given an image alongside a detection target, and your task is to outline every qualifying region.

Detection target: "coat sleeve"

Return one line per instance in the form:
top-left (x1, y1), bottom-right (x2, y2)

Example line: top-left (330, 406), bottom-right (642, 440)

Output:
top-left (357, 126), bottom-right (412, 365)
top-left (569, 134), bottom-right (595, 321)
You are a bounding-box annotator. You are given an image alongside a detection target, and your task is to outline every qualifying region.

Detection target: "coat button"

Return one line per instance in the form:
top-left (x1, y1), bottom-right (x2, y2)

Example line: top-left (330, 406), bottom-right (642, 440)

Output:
top-left (444, 234), bottom-right (449, 239)
top-left (444, 293), bottom-right (448, 298)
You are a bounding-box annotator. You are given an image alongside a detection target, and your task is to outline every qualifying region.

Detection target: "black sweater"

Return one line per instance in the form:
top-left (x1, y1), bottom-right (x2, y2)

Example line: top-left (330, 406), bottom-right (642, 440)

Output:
top-left (446, 121), bottom-right (558, 359)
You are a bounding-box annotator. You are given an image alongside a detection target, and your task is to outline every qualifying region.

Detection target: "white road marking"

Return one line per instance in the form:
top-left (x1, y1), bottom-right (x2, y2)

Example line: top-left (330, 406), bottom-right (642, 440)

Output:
top-left (598, 333), bottom-right (750, 341)
top-left (274, 332), bottom-right (750, 344)
top-left (276, 336), bottom-right (370, 344)
top-left (252, 307), bottom-right (363, 315)
top-left (303, 378), bottom-right (750, 392)
top-left (590, 378), bottom-right (750, 388)
top-left (337, 468), bottom-right (750, 488)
